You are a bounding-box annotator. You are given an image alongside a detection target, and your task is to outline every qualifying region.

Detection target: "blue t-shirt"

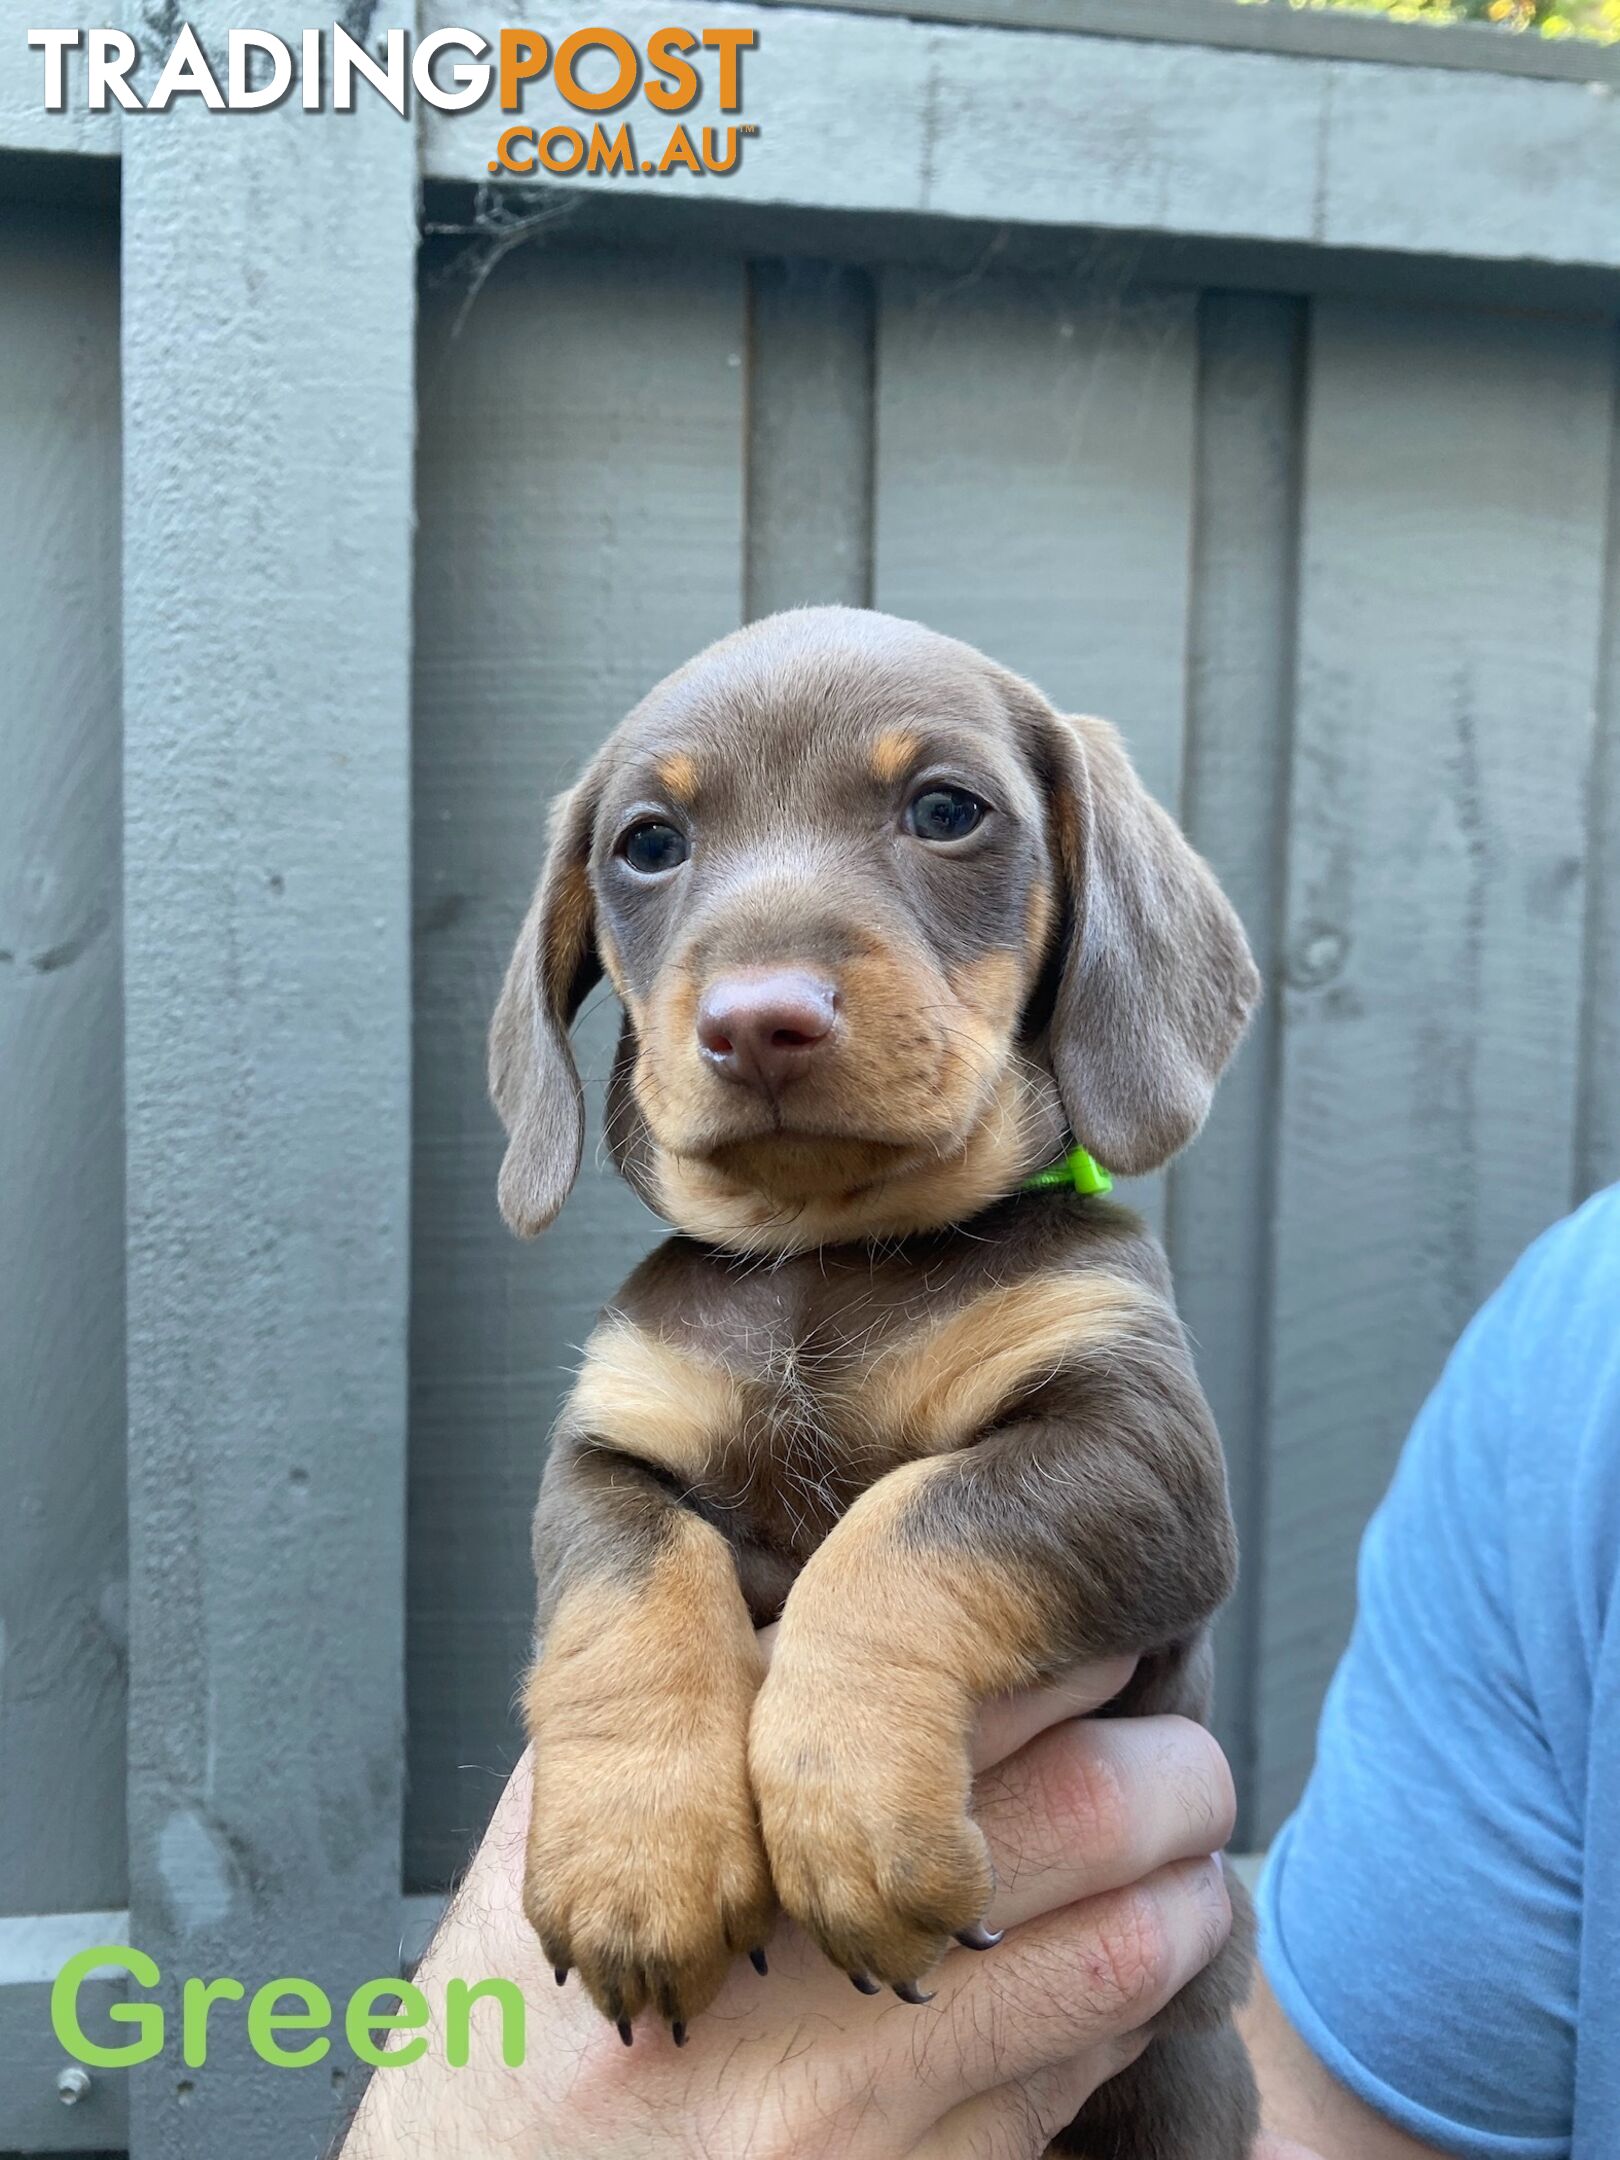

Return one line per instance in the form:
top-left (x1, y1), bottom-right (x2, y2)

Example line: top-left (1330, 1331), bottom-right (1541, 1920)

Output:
top-left (1258, 1186), bottom-right (1620, 2159)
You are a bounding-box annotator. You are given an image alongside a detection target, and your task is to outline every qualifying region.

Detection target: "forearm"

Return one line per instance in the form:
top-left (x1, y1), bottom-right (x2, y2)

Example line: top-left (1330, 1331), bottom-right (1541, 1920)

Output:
top-left (1240, 1973), bottom-right (1445, 2160)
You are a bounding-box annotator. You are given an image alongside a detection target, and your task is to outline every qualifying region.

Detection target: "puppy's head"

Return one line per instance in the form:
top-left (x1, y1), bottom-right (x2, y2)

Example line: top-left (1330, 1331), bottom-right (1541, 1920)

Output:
top-left (491, 608), bottom-right (1258, 1253)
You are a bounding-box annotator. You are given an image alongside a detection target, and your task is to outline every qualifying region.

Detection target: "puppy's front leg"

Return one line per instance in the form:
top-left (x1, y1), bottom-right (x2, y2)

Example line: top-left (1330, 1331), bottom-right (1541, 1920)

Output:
top-left (525, 1432), bottom-right (774, 2036)
top-left (749, 1283), bottom-right (1238, 1994)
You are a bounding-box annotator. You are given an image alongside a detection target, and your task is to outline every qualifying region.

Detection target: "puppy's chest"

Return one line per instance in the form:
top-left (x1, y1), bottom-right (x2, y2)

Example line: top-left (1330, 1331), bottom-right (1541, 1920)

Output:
top-left (580, 1212), bottom-right (1149, 1585)
top-left (576, 1258), bottom-right (966, 1548)
top-left (659, 1287), bottom-right (947, 1545)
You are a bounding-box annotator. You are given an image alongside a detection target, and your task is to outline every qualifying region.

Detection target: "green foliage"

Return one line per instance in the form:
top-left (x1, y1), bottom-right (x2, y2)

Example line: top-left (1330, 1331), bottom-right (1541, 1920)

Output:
top-left (1235, 0), bottom-right (1620, 40)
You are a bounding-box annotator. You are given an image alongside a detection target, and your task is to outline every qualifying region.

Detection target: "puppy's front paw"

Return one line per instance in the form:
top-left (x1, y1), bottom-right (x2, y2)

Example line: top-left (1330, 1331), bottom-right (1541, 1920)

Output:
top-left (524, 1657), bottom-right (775, 2036)
top-left (749, 1656), bottom-right (992, 1996)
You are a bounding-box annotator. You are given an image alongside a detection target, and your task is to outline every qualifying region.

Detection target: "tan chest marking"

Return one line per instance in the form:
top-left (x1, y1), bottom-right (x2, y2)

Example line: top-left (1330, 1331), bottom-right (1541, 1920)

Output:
top-left (836, 1269), bottom-right (1158, 1456)
top-left (569, 1316), bottom-right (749, 1478)
top-left (570, 1269), bottom-right (1157, 1483)
top-left (569, 1314), bottom-right (843, 1497)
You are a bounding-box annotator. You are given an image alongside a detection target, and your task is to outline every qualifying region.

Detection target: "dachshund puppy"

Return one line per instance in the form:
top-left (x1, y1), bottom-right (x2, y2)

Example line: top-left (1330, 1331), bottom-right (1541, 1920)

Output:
top-left (490, 606), bottom-right (1261, 2157)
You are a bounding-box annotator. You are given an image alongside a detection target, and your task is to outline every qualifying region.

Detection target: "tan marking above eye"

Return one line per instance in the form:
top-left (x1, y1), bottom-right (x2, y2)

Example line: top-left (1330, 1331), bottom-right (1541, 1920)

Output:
top-left (568, 1315), bottom-right (745, 1477)
top-left (655, 751), bottom-right (699, 803)
top-left (843, 1271), bottom-right (1160, 1457)
top-left (869, 730), bottom-right (921, 787)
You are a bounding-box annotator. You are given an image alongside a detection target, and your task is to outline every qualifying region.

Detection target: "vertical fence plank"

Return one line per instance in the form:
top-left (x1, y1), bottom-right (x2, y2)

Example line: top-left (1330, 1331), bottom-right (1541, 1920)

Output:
top-left (1170, 292), bottom-right (1304, 1841)
top-left (872, 266), bottom-right (1199, 1232)
top-left (1578, 337), bottom-right (1620, 1206)
top-left (408, 242), bottom-right (747, 1889)
top-left (120, 8), bottom-right (417, 2152)
top-left (745, 259), bottom-right (874, 619)
top-left (1256, 300), bottom-right (1612, 1839)
top-left (0, 207), bottom-right (125, 1928)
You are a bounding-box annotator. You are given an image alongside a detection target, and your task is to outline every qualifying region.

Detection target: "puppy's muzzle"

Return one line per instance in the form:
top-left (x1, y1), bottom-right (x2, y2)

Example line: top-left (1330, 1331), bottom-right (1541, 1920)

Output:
top-left (696, 967), bottom-right (838, 1101)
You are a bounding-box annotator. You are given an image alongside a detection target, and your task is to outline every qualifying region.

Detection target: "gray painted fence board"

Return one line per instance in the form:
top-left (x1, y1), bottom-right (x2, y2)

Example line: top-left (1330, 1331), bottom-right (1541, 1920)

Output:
top-left (0, 1), bottom-right (119, 160)
top-left (871, 270), bottom-right (1196, 840)
top-left (15, 3), bottom-right (1620, 283)
top-left (426, 2), bottom-right (1620, 277)
top-left (872, 265), bottom-right (1198, 1233)
top-left (1256, 299), bottom-right (1612, 1839)
top-left (0, 1982), bottom-right (127, 2152)
top-left (1579, 343), bottom-right (1620, 1209)
top-left (408, 242), bottom-right (747, 1888)
top-left (0, 207), bottom-right (125, 1922)
top-left (119, 4), bottom-right (417, 2152)
top-left (12, 0), bottom-right (1620, 175)
top-left (745, 260), bottom-right (874, 620)
top-left (750, 0), bottom-right (1620, 84)
top-left (1169, 292), bottom-right (1303, 1844)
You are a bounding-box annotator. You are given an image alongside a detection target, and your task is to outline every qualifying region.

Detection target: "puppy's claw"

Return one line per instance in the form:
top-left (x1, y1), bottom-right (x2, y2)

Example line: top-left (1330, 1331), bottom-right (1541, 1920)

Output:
top-left (671, 2022), bottom-right (688, 2047)
top-left (893, 1981), bottom-right (936, 2005)
top-left (849, 1971), bottom-right (881, 1995)
top-left (616, 2019), bottom-right (634, 2048)
top-left (955, 1924), bottom-right (1004, 1952)
top-left (749, 1947), bottom-right (769, 1976)
top-left (553, 1967), bottom-right (569, 1986)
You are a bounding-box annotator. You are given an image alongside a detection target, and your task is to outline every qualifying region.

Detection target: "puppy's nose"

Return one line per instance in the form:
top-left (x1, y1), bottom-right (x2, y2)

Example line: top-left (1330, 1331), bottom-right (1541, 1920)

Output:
top-left (696, 969), bottom-right (837, 1096)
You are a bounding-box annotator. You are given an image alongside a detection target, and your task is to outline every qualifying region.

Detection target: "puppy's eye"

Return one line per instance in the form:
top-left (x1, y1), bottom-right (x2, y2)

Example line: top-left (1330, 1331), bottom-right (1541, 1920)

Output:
top-left (619, 820), bottom-right (689, 875)
top-left (907, 787), bottom-right (986, 843)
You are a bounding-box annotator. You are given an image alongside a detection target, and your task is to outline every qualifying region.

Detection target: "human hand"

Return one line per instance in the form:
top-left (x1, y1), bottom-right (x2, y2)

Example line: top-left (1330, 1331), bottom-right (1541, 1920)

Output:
top-left (342, 1654), bottom-right (1236, 2159)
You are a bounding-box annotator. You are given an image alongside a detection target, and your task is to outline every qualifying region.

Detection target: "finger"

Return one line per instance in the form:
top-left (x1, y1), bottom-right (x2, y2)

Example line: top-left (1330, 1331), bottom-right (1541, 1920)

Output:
top-left (883, 1854), bottom-right (1231, 2119)
top-left (970, 1657), bottom-right (1139, 1772)
top-left (975, 1714), bottom-right (1236, 1930)
top-left (917, 2034), bottom-right (1150, 2159)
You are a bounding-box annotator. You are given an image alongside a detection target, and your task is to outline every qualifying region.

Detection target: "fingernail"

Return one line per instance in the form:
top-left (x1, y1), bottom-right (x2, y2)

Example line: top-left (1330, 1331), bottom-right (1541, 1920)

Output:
top-left (849, 1971), bottom-right (881, 1995)
top-left (1211, 1850), bottom-right (1225, 1876)
top-left (749, 1947), bottom-right (768, 1976)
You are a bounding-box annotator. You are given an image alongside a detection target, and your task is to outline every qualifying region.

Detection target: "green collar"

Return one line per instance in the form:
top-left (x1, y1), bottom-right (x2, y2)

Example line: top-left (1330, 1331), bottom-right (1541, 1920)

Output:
top-left (1021, 1144), bottom-right (1114, 1198)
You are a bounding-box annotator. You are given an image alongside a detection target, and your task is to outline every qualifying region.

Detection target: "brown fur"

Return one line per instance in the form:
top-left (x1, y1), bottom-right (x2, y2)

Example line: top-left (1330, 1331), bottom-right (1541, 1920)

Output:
top-left (570, 1316), bottom-right (747, 1479)
top-left (845, 1268), bottom-right (1157, 1455)
top-left (523, 1516), bottom-right (773, 2028)
top-left (869, 726), bottom-right (922, 784)
top-left (493, 608), bottom-right (1261, 2157)
top-left (655, 750), bottom-right (699, 803)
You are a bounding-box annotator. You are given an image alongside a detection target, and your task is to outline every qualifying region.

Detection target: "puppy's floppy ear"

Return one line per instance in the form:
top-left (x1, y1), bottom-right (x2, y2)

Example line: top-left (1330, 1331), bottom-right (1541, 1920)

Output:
top-left (1013, 684), bottom-right (1260, 1177)
top-left (488, 779), bottom-right (603, 1237)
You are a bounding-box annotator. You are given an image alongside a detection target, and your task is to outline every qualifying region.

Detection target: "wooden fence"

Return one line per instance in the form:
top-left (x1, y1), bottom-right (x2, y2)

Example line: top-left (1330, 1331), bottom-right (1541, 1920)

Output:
top-left (3, 2), bottom-right (1619, 2152)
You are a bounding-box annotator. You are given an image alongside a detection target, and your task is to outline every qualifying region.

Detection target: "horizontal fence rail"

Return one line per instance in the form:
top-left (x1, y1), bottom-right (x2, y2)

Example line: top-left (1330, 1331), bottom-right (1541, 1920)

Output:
top-left (6, 4), bottom-right (1620, 269)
